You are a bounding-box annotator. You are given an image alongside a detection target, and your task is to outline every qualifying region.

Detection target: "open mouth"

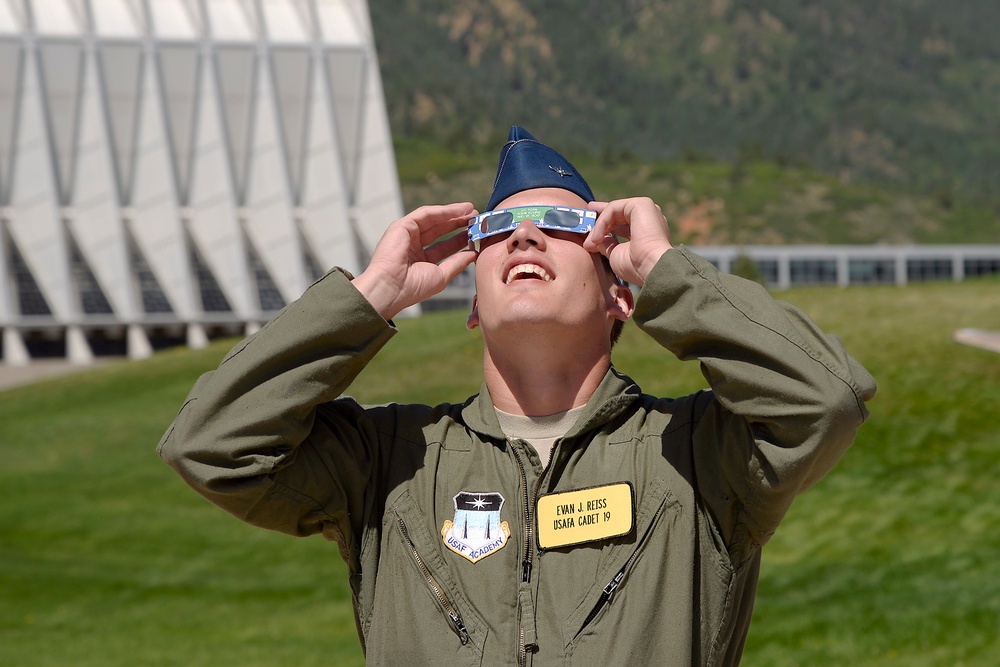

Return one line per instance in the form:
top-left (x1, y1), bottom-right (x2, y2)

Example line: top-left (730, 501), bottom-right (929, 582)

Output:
top-left (505, 263), bottom-right (552, 284)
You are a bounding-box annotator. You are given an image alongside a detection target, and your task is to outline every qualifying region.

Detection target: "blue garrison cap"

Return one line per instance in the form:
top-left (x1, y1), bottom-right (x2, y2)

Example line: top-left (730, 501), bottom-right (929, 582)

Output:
top-left (485, 126), bottom-right (594, 211)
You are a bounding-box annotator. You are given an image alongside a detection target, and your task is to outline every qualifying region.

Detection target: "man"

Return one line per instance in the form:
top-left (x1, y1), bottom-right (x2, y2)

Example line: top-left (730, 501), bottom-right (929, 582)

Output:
top-left (159, 127), bottom-right (876, 666)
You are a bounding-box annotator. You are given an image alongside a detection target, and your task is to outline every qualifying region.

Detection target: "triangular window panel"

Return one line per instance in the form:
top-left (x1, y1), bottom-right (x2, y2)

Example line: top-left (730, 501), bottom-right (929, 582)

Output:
top-left (0, 40), bottom-right (23, 205)
top-left (66, 0), bottom-right (88, 28)
top-left (247, 242), bottom-right (286, 312)
top-left (180, 0), bottom-right (203, 33)
top-left (38, 41), bottom-right (85, 204)
top-left (0, 0), bottom-right (27, 30)
top-left (157, 44), bottom-right (200, 202)
top-left (290, 0), bottom-right (317, 37)
top-left (262, 0), bottom-right (309, 41)
top-left (215, 47), bottom-right (256, 203)
top-left (205, 0), bottom-right (255, 40)
top-left (324, 48), bottom-right (366, 192)
top-left (5, 226), bottom-right (52, 316)
top-left (68, 233), bottom-right (115, 315)
top-left (147, 0), bottom-right (199, 38)
top-left (92, 0), bottom-right (144, 37)
top-left (97, 43), bottom-right (144, 204)
top-left (33, 0), bottom-right (84, 34)
top-left (271, 49), bottom-right (311, 203)
top-left (127, 231), bottom-right (173, 314)
top-left (189, 244), bottom-right (232, 312)
top-left (122, 0), bottom-right (147, 34)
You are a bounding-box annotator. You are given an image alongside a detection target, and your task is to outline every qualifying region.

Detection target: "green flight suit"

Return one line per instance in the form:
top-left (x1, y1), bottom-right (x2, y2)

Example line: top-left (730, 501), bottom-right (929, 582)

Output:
top-left (159, 247), bottom-right (876, 666)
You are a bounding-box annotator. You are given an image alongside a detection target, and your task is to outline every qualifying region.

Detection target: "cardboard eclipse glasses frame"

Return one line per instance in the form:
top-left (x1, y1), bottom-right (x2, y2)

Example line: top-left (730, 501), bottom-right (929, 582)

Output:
top-left (467, 206), bottom-right (597, 251)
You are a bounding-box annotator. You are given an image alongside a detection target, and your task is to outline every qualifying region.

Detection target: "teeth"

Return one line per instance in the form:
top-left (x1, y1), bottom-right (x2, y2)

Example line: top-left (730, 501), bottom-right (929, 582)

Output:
top-left (505, 263), bottom-right (552, 284)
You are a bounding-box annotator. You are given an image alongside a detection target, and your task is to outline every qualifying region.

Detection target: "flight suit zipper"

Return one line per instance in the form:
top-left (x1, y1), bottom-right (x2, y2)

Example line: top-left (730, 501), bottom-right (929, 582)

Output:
top-left (509, 442), bottom-right (535, 583)
top-left (579, 498), bottom-right (668, 632)
top-left (580, 563), bottom-right (628, 630)
top-left (509, 439), bottom-right (550, 666)
top-left (396, 515), bottom-right (471, 645)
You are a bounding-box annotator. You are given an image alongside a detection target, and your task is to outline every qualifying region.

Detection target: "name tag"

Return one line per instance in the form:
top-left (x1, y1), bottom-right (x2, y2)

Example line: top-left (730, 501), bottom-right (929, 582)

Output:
top-left (536, 482), bottom-right (634, 550)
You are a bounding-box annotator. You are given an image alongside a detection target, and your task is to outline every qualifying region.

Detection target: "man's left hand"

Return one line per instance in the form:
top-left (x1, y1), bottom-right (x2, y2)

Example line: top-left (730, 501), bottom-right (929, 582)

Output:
top-left (584, 198), bottom-right (673, 286)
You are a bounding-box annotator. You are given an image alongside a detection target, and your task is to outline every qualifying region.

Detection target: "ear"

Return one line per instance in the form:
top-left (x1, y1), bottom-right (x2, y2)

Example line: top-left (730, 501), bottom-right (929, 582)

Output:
top-left (607, 283), bottom-right (634, 323)
top-left (466, 295), bottom-right (479, 330)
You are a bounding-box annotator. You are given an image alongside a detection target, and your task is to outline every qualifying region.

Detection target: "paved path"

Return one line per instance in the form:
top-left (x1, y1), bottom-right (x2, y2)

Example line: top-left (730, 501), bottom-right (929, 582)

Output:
top-left (953, 328), bottom-right (1000, 354)
top-left (0, 360), bottom-right (109, 392)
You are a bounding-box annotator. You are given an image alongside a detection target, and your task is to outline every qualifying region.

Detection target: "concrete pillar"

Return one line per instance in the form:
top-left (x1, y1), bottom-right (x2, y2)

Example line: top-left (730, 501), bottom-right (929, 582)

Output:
top-left (837, 253), bottom-right (850, 287)
top-left (187, 323), bottom-right (209, 350)
top-left (66, 326), bottom-right (94, 364)
top-left (127, 324), bottom-right (153, 360)
top-left (895, 251), bottom-right (908, 286)
top-left (777, 255), bottom-right (791, 290)
top-left (2, 328), bottom-right (31, 366)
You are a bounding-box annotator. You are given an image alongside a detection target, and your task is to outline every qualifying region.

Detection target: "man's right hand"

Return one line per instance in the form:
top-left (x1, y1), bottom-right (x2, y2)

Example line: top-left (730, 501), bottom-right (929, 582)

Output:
top-left (351, 203), bottom-right (478, 321)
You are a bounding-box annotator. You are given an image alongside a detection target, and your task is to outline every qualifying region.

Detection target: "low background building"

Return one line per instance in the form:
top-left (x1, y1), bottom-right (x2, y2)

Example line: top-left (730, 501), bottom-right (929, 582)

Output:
top-left (693, 245), bottom-right (1000, 289)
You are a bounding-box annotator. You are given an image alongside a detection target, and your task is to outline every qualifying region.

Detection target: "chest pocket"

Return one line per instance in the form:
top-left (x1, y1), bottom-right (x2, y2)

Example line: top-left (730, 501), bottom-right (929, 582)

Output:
top-left (364, 491), bottom-right (488, 666)
top-left (561, 476), bottom-right (677, 646)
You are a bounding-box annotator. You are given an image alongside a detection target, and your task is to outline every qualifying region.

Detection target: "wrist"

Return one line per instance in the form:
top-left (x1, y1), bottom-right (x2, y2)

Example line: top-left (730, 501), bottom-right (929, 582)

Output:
top-left (351, 270), bottom-right (403, 321)
top-left (636, 243), bottom-right (673, 283)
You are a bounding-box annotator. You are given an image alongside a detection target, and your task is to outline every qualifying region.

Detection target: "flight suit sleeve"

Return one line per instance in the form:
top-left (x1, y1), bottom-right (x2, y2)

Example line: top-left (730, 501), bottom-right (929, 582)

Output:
top-left (157, 267), bottom-right (396, 550)
top-left (632, 247), bottom-right (877, 560)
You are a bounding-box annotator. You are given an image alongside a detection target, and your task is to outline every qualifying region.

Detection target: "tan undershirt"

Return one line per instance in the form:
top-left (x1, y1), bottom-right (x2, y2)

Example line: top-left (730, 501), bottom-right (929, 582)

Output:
top-left (494, 405), bottom-right (586, 468)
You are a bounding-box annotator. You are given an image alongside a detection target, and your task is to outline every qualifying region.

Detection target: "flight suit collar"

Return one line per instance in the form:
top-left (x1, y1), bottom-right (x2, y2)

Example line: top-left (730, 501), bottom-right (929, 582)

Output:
top-left (461, 365), bottom-right (642, 443)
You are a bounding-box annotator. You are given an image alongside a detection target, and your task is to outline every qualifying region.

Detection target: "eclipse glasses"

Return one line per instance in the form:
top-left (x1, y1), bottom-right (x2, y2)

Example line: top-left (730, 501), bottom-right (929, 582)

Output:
top-left (467, 206), bottom-right (597, 251)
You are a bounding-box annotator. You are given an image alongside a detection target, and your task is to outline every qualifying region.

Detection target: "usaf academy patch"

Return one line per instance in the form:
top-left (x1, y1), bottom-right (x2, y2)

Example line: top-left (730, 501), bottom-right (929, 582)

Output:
top-left (441, 492), bottom-right (510, 563)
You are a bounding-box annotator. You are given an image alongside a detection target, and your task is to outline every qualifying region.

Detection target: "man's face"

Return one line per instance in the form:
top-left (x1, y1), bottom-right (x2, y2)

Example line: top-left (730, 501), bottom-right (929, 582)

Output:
top-left (468, 188), bottom-right (629, 346)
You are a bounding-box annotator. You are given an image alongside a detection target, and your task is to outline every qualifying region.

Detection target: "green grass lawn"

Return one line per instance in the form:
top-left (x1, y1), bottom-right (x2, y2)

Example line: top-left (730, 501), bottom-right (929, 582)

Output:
top-left (2, 278), bottom-right (998, 665)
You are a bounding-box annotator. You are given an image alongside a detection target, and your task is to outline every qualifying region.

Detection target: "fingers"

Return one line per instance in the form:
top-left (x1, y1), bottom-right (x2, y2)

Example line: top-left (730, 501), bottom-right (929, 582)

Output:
top-left (582, 197), bottom-right (673, 286)
top-left (585, 197), bottom-right (669, 250)
top-left (593, 233), bottom-right (621, 259)
top-left (423, 228), bottom-right (473, 265)
top-left (584, 199), bottom-right (630, 251)
top-left (588, 197), bottom-right (663, 224)
top-left (437, 247), bottom-right (477, 284)
top-left (407, 202), bottom-right (478, 246)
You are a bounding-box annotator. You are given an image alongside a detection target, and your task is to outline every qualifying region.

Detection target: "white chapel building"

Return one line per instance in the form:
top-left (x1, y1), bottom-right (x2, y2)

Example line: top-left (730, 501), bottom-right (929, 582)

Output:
top-left (0, 0), bottom-right (402, 364)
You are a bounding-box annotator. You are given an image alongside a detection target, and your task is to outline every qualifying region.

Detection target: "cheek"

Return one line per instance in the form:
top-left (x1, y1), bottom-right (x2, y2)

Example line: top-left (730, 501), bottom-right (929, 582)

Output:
top-left (473, 247), bottom-right (501, 284)
top-left (478, 234), bottom-right (511, 253)
top-left (474, 237), bottom-right (507, 272)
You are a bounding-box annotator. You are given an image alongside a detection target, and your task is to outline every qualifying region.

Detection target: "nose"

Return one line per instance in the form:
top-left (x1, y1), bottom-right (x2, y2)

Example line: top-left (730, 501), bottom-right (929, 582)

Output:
top-left (505, 218), bottom-right (546, 251)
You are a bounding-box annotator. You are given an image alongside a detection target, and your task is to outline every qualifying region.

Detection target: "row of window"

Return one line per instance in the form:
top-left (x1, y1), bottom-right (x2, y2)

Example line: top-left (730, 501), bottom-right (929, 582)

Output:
top-left (4, 224), bottom-right (328, 319)
top-left (704, 256), bottom-right (1000, 288)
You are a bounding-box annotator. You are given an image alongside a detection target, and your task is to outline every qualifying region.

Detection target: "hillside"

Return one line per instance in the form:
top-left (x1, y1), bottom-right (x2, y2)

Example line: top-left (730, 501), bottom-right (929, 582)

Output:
top-left (394, 137), bottom-right (999, 245)
top-left (370, 0), bottom-right (1000, 206)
